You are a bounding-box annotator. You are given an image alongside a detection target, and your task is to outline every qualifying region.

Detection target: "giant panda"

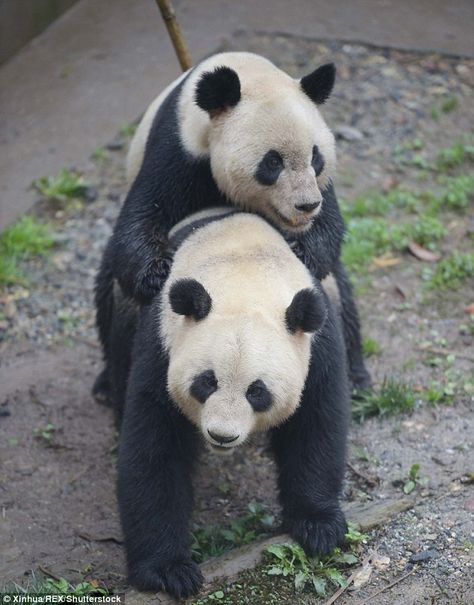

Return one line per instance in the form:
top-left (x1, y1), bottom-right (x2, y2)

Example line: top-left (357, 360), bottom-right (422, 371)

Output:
top-left (95, 51), bottom-right (370, 407)
top-left (109, 209), bottom-right (350, 598)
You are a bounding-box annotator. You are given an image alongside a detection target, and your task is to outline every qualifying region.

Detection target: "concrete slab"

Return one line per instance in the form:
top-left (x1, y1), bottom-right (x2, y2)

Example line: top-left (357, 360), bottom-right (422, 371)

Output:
top-left (1, 0), bottom-right (473, 228)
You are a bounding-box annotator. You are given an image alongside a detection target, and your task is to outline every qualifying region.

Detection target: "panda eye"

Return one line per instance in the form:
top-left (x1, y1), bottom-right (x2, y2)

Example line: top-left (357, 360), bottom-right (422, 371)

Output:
top-left (312, 145), bottom-right (325, 177)
top-left (246, 379), bottom-right (272, 412)
top-left (255, 150), bottom-right (284, 186)
top-left (265, 152), bottom-right (283, 170)
top-left (190, 370), bottom-right (218, 404)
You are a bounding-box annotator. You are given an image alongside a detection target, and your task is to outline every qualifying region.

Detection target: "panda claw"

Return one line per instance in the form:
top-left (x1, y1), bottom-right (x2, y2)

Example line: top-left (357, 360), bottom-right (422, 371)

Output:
top-left (287, 508), bottom-right (347, 558)
top-left (129, 558), bottom-right (204, 598)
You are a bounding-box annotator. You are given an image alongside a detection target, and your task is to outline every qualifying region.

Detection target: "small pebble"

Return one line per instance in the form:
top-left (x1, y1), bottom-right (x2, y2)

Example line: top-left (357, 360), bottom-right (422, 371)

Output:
top-left (409, 549), bottom-right (439, 563)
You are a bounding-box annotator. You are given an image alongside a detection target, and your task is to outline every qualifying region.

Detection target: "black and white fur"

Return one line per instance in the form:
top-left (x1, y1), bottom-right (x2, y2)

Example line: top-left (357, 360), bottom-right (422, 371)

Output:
top-left (110, 210), bottom-right (349, 598)
top-left (95, 51), bottom-right (370, 404)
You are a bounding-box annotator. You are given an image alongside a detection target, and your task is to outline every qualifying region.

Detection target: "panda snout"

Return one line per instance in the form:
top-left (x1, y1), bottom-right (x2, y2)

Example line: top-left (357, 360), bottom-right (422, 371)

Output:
top-left (295, 201), bottom-right (320, 213)
top-left (207, 429), bottom-right (239, 445)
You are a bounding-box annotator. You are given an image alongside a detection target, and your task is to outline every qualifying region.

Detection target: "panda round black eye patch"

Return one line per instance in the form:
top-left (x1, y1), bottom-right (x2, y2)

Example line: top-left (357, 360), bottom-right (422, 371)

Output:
top-left (190, 370), bottom-right (218, 404)
top-left (312, 145), bottom-right (325, 177)
top-left (255, 150), bottom-right (284, 186)
top-left (246, 379), bottom-right (273, 412)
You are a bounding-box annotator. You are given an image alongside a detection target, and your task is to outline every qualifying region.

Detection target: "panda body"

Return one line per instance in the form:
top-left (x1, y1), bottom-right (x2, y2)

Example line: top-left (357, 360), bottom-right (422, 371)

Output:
top-left (112, 210), bottom-right (349, 598)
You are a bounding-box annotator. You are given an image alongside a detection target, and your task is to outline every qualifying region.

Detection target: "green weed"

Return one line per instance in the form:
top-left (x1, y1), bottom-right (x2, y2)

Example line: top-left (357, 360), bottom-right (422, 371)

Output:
top-left (33, 168), bottom-right (89, 201)
top-left (264, 523), bottom-right (367, 598)
top-left (362, 337), bottom-right (381, 357)
top-left (33, 423), bottom-right (56, 445)
top-left (191, 502), bottom-right (274, 563)
top-left (0, 216), bottom-right (55, 286)
top-left (423, 252), bottom-right (474, 289)
top-left (403, 463), bottom-right (428, 495)
top-left (435, 142), bottom-right (474, 170)
top-left (423, 382), bottom-right (455, 406)
top-left (352, 378), bottom-right (415, 422)
top-left (342, 214), bottom-right (446, 273)
top-left (436, 174), bottom-right (474, 210)
top-left (3, 575), bottom-right (107, 596)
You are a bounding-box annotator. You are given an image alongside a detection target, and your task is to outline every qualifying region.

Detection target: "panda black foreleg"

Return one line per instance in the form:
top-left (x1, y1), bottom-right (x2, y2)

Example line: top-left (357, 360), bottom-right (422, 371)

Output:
top-left (271, 318), bottom-right (350, 557)
top-left (117, 331), bottom-right (203, 597)
top-left (332, 260), bottom-right (372, 391)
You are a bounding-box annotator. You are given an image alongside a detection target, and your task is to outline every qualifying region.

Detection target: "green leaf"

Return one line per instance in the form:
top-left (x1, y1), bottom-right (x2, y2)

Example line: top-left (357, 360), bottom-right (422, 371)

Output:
top-left (326, 568), bottom-right (347, 588)
top-left (404, 480), bottom-right (416, 494)
top-left (409, 463), bottom-right (420, 480)
top-left (266, 544), bottom-right (290, 559)
top-left (311, 576), bottom-right (327, 596)
top-left (294, 570), bottom-right (308, 591)
top-left (334, 552), bottom-right (358, 565)
top-left (267, 566), bottom-right (283, 576)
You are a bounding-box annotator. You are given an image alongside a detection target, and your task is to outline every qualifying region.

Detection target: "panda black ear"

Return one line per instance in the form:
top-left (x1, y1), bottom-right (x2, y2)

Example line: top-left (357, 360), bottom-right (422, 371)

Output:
top-left (286, 288), bottom-right (327, 334)
top-left (300, 63), bottom-right (336, 105)
top-left (169, 279), bottom-right (212, 321)
top-left (195, 66), bottom-right (241, 117)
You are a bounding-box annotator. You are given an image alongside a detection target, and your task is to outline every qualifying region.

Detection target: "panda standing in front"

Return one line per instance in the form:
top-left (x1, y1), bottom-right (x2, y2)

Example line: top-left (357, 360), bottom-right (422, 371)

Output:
top-left (95, 52), bottom-right (371, 401)
top-left (108, 209), bottom-right (350, 598)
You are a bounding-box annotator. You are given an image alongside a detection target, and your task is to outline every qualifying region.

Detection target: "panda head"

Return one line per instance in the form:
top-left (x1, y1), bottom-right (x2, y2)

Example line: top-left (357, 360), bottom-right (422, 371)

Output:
top-left (194, 61), bottom-right (337, 233)
top-left (166, 278), bottom-right (327, 453)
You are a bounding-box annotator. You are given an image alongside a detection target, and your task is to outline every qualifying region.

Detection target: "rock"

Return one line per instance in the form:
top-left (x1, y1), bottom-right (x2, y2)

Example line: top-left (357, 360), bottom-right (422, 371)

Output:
top-left (335, 125), bottom-right (364, 141)
top-left (409, 549), bottom-right (439, 563)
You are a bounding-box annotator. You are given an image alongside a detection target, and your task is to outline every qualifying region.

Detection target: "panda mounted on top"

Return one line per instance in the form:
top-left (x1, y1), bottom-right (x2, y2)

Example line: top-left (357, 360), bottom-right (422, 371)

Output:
top-left (95, 51), bottom-right (371, 395)
top-left (95, 51), bottom-right (369, 597)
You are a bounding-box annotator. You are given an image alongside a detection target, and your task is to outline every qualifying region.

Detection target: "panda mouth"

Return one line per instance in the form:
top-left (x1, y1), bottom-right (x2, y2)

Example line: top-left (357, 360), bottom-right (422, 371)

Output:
top-left (271, 206), bottom-right (314, 231)
top-left (205, 438), bottom-right (239, 452)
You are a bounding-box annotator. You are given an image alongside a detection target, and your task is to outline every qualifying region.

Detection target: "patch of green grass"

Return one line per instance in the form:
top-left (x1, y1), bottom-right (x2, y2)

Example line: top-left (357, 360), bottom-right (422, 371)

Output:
top-left (435, 142), bottom-right (474, 170)
top-left (423, 384), bottom-right (455, 406)
top-left (0, 215), bottom-right (55, 286)
top-left (352, 378), bottom-right (415, 423)
top-left (33, 168), bottom-right (89, 201)
top-left (264, 523), bottom-right (367, 598)
top-left (435, 174), bottom-right (474, 210)
top-left (342, 214), bottom-right (446, 273)
top-left (3, 575), bottom-right (107, 596)
top-left (362, 337), bottom-right (381, 357)
top-left (423, 252), bottom-right (474, 290)
top-left (191, 502), bottom-right (274, 563)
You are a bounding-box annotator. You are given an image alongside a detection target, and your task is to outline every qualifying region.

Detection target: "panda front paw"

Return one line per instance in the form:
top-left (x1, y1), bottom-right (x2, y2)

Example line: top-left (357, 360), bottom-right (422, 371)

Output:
top-left (134, 255), bottom-right (173, 303)
top-left (129, 557), bottom-right (204, 598)
top-left (287, 507), bottom-right (347, 557)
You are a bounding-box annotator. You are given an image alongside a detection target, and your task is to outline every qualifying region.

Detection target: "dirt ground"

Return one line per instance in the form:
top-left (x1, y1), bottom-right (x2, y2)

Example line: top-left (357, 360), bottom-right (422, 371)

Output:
top-left (0, 31), bottom-right (473, 603)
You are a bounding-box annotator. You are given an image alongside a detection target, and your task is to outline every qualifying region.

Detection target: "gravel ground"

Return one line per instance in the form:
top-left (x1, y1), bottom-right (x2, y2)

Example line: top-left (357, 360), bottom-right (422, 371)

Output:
top-left (0, 31), bottom-right (473, 604)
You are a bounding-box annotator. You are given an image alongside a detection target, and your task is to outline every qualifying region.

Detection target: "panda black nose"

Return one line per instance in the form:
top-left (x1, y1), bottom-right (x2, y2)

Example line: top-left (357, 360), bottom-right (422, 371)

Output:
top-left (295, 201), bottom-right (320, 213)
top-left (207, 430), bottom-right (239, 444)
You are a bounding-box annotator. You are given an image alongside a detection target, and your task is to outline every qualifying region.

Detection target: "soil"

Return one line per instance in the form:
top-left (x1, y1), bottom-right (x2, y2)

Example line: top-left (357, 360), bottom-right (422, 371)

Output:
top-left (1, 31), bottom-right (473, 603)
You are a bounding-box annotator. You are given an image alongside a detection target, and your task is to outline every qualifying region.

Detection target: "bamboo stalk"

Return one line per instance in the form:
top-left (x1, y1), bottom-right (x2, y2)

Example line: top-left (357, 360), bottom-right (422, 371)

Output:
top-left (155, 0), bottom-right (192, 71)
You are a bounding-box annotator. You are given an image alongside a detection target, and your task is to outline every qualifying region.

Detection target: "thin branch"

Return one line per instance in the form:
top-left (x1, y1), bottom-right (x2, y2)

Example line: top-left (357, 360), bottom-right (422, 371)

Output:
top-left (363, 567), bottom-right (416, 602)
top-left (155, 0), bottom-right (192, 71)
top-left (323, 551), bottom-right (374, 605)
top-left (38, 566), bottom-right (62, 581)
